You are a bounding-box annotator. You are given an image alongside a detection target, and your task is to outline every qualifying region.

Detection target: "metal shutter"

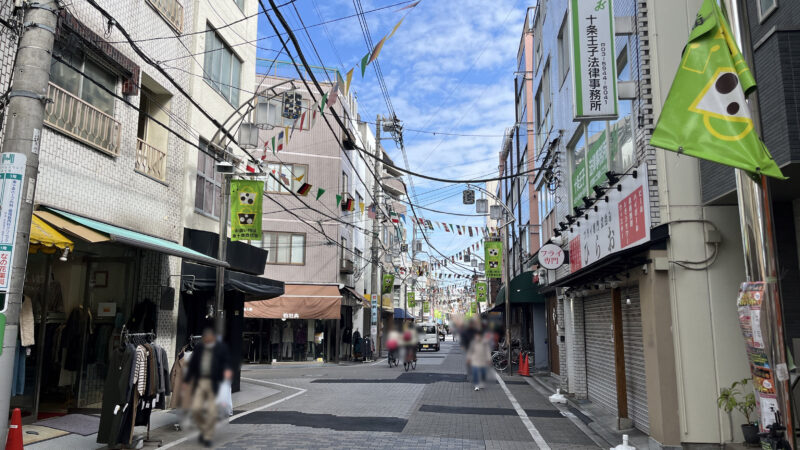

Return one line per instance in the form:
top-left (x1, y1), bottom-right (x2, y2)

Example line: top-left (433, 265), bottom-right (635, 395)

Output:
top-left (584, 293), bottom-right (617, 415)
top-left (623, 287), bottom-right (649, 434)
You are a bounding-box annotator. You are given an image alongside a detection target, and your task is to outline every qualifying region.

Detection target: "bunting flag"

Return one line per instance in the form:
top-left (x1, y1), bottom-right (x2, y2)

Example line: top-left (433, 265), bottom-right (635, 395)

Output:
top-left (309, 109), bottom-right (318, 130)
top-left (297, 183), bottom-right (312, 196)
top-left (293, 112), bottom-right (306, 137)
top-left (468, 227), bottom-right (473, 237)
top-left (443, 223), bottom-right (450, 232)
top-left (390, 211), bottom-right (399, 223)
top-left (457, 225), bottom-right (462, 235)
top-left (367, 204), bottom-right (377, 219)
top-left (280, 173), bottom-right (290, 186)
top-left (400, 213), bottom-right (406, 222)
top-left (294, 173), bottom-right (305, 182)
top-left (360, 53), bottom-right (370, 77)
top-left (359, 202), bottom-right (365, 214)
top-left (368, 35), bottom-right (389, 64)
top-left (318, 93), bottom-right (328, 112)
top-left (336, 194), bottom-right (342, 206)
top-left (346, 198), bottom-right (355, 211)
top-left (316, 188), bottom-right (326, 200)
top-left (328, 81), bottom-right (340, 108)
top-left (345, 68), bottom-right (354, 95)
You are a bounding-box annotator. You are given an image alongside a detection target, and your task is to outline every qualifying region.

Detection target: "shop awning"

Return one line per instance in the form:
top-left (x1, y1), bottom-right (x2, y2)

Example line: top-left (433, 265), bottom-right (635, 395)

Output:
top-left (181, 262), bottom-right (283, 299)
top-left (29, 215), bottom-right (74, 254)
top-left (245, 284), bottom-right (341, 320)
top-left (39, 207), bottom-right (227, 267)
top-left (495, 271), bottom-right (545, 306)
top-left (341, 286), bottom-right (370, 308)
top-left (393, 308), bottom-right (416, 320)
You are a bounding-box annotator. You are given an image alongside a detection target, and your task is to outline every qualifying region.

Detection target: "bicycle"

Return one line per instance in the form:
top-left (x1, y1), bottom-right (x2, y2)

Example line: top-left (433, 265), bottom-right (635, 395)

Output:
top-left (403, 347), bottom-right (417, 372)
top-left (388, 348), bottom-right (399, 367)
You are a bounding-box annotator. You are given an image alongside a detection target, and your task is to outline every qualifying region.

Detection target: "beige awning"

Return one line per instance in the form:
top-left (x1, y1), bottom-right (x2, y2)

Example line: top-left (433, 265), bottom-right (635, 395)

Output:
top-left (34, 210), bottom-right (109, 243)
top-left (245, 284), bottom-right (341, 319)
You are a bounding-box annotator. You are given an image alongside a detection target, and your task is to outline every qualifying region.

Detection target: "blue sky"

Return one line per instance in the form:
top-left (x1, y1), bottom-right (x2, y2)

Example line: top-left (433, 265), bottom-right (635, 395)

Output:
top-left (257, 0), bottom-right (526, 280)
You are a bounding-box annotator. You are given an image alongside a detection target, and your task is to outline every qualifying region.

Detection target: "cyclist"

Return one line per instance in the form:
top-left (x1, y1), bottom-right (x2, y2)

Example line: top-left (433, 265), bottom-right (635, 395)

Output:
top-left (386, 327), bottom-right (401, 366)
top-left (402, 323), bottom-right (417, 367)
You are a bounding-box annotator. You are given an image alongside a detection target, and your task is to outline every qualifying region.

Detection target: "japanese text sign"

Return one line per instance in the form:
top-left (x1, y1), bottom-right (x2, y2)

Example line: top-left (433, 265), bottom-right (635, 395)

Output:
top-left (570, 0), bottom-right (618, 120)
top-left (539, 243), bottom-right (565, 270)
top-left (230, 180), bottom-right (264, 241)
top-left (475, 282), bottom-right (487, 303)
top-left (484, 241), bottom-right (503, 279)
top-left (0, 153), bottom-right (26, 293)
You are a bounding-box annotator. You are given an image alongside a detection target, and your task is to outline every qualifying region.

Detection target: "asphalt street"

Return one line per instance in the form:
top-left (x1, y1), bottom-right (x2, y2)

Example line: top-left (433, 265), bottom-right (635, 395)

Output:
top-left (151, 339), bottom-right (605, 449)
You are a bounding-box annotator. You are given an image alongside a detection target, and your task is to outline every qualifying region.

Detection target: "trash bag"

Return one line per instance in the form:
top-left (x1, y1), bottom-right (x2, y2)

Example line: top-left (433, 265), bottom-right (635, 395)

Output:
top-left (216, 380), bottom-right (233, 417)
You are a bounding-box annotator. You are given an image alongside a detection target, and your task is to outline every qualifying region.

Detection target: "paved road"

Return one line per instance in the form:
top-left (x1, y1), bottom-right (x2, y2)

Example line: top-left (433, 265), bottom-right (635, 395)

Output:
top-left (160, 340), bottom-right (602, 449)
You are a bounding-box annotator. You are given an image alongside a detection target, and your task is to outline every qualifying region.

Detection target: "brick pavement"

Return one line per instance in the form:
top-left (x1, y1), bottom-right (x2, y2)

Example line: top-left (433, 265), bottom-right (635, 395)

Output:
top-left (163, 340), bottom-right (601, 449)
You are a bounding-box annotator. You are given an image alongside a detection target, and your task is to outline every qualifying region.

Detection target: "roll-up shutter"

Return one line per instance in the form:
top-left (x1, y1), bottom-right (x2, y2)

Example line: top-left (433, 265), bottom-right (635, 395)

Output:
top-left (623, 287), bottom-right (649, 433)
top-left (584, 293), bottom-right (616, 414)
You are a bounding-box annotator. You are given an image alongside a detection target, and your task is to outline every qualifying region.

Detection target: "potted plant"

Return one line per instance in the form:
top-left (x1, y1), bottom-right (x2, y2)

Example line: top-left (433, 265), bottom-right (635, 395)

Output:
top-left (718, 378), bottom-right (759, 445)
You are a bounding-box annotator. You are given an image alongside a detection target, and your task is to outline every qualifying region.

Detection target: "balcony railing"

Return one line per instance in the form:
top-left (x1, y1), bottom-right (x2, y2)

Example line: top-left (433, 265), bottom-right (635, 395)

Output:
top-left (44, 82), bottom-right (122, 156)
top-left (135, 138), bottom-right (168, 182)
top-left (146, 0), bottom-right (184, 33)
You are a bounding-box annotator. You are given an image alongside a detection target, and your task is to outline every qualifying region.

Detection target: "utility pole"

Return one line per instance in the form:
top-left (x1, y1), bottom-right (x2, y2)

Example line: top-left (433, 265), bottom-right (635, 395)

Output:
top-left (371, 114), bottom-right (383, 356)
top-left (725, 0), bottom-right (793, 443)
top-left (0, 1), bottom-right (58, 443)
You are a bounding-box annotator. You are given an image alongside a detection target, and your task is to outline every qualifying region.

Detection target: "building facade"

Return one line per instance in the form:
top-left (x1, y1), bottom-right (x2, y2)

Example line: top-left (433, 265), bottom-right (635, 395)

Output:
top-left (529, 0), bottom-right (754, 447)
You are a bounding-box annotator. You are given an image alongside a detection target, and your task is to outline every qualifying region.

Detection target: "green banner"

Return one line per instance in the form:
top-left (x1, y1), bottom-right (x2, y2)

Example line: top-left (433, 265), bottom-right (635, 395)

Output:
top-left (649, 0), bottom-right (783, 179)
top-left (470, 303), bottom-right (477, 314)
top-left (407, 291), bottom-right (415, 308)
top-left (475, 282), bottom-right (487, 303)
top-left (434, 310), bottom-right (442, 319)
top-left (381, 274), bottom-right (395, 294)
top-left (484, 241), bottom-right (502, 279)
top-left (422, 301), bottom-right (429, 313)
top-left (230, 180), bottom-right (264, 241)
top-left (587, 128), bottom-right (608, 190)
top-left (571, 157), bottom-right (587, 208)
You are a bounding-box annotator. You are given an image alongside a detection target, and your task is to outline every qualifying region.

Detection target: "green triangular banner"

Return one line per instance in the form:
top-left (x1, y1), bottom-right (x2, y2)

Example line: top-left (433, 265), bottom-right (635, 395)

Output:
top-left (360, 52), bottom-right (370, 77)
top-left (316, 188), bottom-right (326, 200)
top-left (336, 194), bottom-right (342, 206)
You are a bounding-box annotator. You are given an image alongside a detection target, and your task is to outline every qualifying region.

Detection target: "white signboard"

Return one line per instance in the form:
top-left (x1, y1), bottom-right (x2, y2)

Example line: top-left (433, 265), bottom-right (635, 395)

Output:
top-left (539, 243), bottom-right (566, 270)
top-left (570, 0), bottom-right (618, 120)
top-left (568, 163), bottom-right (650, 272)
top-left (371, 294), bottom-right (378, 324)
top-left (0, 153), bottom-right (26, 293)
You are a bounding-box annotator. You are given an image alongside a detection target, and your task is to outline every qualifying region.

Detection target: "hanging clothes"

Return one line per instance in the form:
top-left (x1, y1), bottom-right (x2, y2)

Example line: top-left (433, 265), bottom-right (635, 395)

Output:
top-left (97, 343), bottom-right (136, 446)
top-left (169, 348), bottom-right (192, 410)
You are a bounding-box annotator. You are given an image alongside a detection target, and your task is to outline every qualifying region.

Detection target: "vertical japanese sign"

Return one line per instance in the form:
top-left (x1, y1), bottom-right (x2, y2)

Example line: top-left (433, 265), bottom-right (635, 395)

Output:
top-left (475, 282), bottom-right (487, 303)
top-left (407, 291), bottom-right (415, 308)
top-left (484, 241), bottom-right (503, 279)
top-left (0, 153), bottom-right (26, 294)
top-left (371, 294), bottom-right (378, 324)
top-left (230, 180), bottom-right (264, 241)
top-left (737, 282), bottom-right (780, 432)
top-left (570, 0), bottom-right (618, 120)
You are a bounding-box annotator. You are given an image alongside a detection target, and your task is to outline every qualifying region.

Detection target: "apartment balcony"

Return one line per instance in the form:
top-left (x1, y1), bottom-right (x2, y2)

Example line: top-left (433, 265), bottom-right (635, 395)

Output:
top-left (44, 82), bottom-right (122, 156)
top-left (340, 258), bottom-right (355, 274)
top-left (135, 138), bottom-right (168, 182)
top-left (146, 0), bottom-right (184, 33)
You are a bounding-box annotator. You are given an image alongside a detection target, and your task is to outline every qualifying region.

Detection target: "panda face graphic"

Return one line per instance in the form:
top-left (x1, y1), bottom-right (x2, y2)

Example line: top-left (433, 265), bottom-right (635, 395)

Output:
top-left (239, 192), bottom-right (256, 205)
top-left (488, 248), bottom-right (499, 257)
top-left (238, 213), bottom-right (255, 225)
top-left (489, 261), bottom-right (499, 269)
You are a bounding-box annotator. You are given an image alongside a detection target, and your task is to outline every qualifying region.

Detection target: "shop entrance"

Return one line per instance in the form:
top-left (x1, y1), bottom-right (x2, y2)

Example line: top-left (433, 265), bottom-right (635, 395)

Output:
top-left (242, 318), bottom-right (330, 363)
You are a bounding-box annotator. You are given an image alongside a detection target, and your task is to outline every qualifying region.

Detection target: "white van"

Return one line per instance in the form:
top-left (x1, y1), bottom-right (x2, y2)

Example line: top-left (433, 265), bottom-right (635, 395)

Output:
top-left (416, 322), bottom-right (440, 352)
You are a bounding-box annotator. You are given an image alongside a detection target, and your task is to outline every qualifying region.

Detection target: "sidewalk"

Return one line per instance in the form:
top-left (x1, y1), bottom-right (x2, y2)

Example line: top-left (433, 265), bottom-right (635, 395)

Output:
top-left (24, 379), bottom-right (282, 449)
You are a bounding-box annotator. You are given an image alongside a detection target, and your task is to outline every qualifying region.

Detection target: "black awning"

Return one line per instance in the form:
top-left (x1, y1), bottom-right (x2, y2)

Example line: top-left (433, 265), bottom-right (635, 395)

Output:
top-left (181, 262), bottom-right (284, 300)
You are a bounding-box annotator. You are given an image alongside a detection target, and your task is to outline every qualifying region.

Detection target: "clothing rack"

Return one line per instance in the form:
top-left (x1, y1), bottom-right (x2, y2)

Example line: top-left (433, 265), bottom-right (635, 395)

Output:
top-left (120, 326), bottom-right (161, 448)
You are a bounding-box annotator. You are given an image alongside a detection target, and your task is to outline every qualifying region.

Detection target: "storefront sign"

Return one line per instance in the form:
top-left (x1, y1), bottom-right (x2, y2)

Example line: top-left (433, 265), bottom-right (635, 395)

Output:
top-left (230, 180), bottom-right (264, 241)
top-left (407, 291), bottom-right (415, 308)
top-left (539, 244), bottom-right (566, 269)
top-left (570, 0), bottom-right (618, 120)
top-left (475, 282), bottom-right (487, 303)
top-left (568, 163), bottom-right (650, 273)
top-left (737, 282), bottom-right (779, 432)
top-left (282, 313), bottom-right (299, 319)
top-left (371, 294), bottom-right (378, 324)
top-left (0, 153), bottom-right (26, 293)
top-left (484, 241), bottom-right (503, 279)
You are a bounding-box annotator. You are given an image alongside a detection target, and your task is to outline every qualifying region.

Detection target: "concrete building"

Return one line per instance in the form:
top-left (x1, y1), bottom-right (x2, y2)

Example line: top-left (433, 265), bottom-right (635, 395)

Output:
top-left (528, 0), bottom-right (752, 447)
top-left (0, 0), bottom-right (231, 425)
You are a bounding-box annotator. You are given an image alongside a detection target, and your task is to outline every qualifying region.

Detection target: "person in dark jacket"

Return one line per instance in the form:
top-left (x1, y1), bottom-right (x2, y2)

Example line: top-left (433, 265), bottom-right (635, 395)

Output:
top-left (184, 327), bottom-right (232, 447)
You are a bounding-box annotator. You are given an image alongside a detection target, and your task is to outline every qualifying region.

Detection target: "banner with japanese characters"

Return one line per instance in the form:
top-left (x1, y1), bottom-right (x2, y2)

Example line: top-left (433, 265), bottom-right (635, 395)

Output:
top-left (475, 282), bottom-right (487, 303)
top-left (484, 241), bottom-right (503, 279)
top-left (570, 0), bottom-right (618, 120)
top-left (407, 291), bottom-right (415, 308)
top-left (230, 180), bottom-right (264, 241)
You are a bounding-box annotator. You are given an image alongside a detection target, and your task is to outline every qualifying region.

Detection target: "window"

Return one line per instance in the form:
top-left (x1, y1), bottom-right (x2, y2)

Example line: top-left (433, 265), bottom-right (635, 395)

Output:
top-left (203, 26), bottom-right (241, 106)
top-left (341, 236), bottom-right (348, 264)
top-left (51, 56), bottom-right (116, 116)
top-left (233, 0), bottom-right (244, 12)
top-left (356, 193), bottom-right (364, 212)
top-left (341, 171), bottom-right (349, 194)
top-left (758, 0), bottom-right (777, 22)
top-left (557, 14), bottom-right (570, 85)
top-left (355, 249), bottom-right (363, 265)
top-left (262, 232), bottom-right (305, 264)
top-left (195, 139), bottom-right (222, 217)
top-left (265, 163), bottom-right (306, 193)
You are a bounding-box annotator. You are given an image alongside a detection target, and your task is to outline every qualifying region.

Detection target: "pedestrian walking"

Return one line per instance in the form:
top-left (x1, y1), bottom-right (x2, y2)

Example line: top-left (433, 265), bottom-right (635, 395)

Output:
top-left (467, 333), bottom-right (491, 391)
top-left (183, 328), bottom-right (232, 447)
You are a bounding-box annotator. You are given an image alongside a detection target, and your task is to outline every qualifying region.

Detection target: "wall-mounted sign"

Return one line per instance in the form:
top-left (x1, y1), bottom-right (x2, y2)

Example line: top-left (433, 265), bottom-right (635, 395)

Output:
top-left (570, 0), bottom-right (618, 120)
top-left (539, 243), bottom-right (566, 270)
top-left (568, 163), bottom-right (650, 273)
